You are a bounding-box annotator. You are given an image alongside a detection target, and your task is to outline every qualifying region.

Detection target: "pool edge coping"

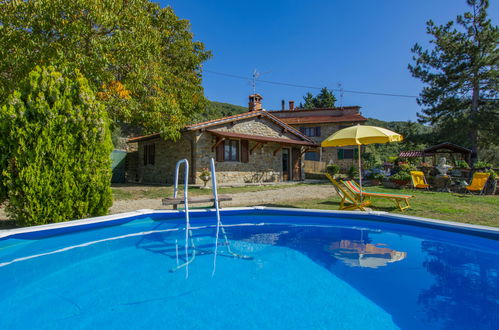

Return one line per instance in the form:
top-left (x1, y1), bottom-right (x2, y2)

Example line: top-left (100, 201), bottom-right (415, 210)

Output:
top-left (1, 206), bottom-right (498, 239)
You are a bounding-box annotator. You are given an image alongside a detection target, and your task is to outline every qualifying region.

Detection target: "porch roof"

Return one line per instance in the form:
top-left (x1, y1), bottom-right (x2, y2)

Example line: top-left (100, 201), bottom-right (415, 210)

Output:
top-left (207, 130), bottom-right (318, 147)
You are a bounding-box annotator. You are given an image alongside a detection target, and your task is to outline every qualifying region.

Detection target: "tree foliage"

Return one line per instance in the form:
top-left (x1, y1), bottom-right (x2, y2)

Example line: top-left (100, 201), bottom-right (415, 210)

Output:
top-left (408, 0), bottom-right (498, 163)
top-left (299, 88), bottom-right (337, 109)
top-left (0, 66), bottom-right (113, 226)
top-left (0, 0), bottom-right (211, 139)
top-left (362, 118), bottom-right (432, 168)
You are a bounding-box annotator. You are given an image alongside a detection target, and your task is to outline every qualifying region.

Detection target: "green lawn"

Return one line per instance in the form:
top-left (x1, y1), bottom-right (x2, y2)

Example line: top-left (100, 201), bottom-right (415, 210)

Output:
top-left (255, 186), bottom-right (499, 228)
top-left (112, 183), bottom-right (499, 228)
top-left (111, 183), bottom-right (314, 201)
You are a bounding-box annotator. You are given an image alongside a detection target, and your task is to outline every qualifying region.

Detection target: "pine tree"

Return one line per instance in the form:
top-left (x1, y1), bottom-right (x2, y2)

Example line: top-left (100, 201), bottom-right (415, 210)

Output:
top-left (409, 0), bottom-right (498, 164)
top-left (0, 66), bottom-right (113, 226)
top-left (299, 88), bottom-right (337, 109)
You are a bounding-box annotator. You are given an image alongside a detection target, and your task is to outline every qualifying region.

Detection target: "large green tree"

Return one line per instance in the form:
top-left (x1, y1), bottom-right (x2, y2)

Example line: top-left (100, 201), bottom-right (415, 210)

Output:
top-left (409, 0), bottom-right (498, 164)
top-left (0, 0), bottom-right (211, 139)
top-left (0, 66), bottom-right (113, 226)
top-left (299, 87), bottom-right (337, 109)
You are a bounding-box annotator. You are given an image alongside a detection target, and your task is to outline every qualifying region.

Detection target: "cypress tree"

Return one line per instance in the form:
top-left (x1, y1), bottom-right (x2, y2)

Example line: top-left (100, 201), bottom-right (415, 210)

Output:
top-left (0, 66), bottom-right (112, 226)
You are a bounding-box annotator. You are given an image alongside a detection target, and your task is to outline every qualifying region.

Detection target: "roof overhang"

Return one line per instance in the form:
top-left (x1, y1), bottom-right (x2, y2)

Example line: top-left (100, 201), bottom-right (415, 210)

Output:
top-left (207, 130), bottom-right (318, 147)
top-left (127, 133), bottom-right (161, 143)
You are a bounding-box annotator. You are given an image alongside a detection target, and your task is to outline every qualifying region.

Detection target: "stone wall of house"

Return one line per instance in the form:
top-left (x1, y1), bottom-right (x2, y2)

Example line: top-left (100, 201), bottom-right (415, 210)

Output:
top-left (135, 133), bottom-right (193, 184)
top-left (214, 117), bottom-right (302, 141)
top-left (194, 131), bottom-right (291, 184)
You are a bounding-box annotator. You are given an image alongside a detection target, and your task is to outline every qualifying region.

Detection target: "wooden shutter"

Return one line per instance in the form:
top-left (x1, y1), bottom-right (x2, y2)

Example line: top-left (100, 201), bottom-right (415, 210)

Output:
top-left (315, 127), bottom-right (321, 137)
top-left (338, 149), bottom-right (344, 160)
top-left (215, 138), bottom-right (225, 162)
top-left (241, 140), bottom-right (249, 163)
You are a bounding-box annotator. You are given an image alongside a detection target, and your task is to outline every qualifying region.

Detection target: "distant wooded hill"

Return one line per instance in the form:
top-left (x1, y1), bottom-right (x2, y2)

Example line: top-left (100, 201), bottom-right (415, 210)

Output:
top-left (192, 101), bottom-right (247, 122)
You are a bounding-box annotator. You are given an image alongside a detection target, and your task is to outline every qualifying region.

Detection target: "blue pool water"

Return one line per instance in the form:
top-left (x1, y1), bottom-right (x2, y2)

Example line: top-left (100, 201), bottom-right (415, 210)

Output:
top-left (0, 209), bottom-right (498, 329)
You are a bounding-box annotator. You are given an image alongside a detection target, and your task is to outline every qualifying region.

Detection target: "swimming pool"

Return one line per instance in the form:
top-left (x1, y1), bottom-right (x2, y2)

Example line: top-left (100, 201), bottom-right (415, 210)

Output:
top-left (0, 207), bottom-right (498, 329)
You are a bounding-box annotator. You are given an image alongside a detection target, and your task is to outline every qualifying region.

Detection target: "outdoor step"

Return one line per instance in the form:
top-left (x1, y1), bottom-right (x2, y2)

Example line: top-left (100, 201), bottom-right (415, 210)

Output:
top-left (162, 195), bottom-right (232, 206)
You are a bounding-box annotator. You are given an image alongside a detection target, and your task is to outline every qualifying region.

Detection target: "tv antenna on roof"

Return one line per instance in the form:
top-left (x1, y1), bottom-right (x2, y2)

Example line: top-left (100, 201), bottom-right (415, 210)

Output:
top-left (252, 69), bottom-right (270, 94)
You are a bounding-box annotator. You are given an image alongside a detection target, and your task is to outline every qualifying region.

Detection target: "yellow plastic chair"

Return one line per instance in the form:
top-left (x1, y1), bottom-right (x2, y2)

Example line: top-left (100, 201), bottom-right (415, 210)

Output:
top-left (410, 171), bottom-right (430, 190)
top-left (342, 180), bottom-right (414, 212)
top-left (465, 172), bottom-right (490, 195)
top-left (325, 173), bottom-right (371, 211)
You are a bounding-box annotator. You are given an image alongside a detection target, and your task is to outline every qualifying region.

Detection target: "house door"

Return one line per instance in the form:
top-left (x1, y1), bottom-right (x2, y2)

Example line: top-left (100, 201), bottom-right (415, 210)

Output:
top-left (282, 148), bottom-right (291, 181)
top-left (292, 148), bottom-right (302, 181)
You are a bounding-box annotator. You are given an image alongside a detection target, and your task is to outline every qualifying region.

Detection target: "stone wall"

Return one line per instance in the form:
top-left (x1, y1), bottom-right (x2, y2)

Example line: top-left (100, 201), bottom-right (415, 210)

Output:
top-left (215, 117), bottom-right (302, 141)
top-left (194, 131), bottom-right (288, 184)
top-left (135, 133), bottom-right (193, 184)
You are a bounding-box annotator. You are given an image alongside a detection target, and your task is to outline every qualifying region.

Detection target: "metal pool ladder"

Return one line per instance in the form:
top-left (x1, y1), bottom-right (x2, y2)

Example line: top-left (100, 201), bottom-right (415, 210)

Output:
top-left (170, 158), bottom-right (251, 277)
top-left (170, 159), bottom-right (196, 278)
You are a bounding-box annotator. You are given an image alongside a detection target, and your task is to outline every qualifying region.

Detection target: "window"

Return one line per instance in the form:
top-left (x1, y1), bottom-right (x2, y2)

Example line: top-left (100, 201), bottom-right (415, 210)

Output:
top-left (299, 126), bottom-right (321, 137)
top-left (305, 151), bottom-right (320, 161)
top-left (216, 138), bottom-right (249, 163)
top-left (337, 148), bottom-right (356, 160)
top-left (143, 144), bottom-right (155, 165)
top-left (224, 140), bottom-right (239, 161)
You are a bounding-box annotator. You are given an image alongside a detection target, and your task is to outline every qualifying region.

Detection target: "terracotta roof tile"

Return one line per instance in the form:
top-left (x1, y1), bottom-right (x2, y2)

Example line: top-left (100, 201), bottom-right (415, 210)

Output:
top-left (268, 106), bottom-right (361, 113)
top-left (278, 114), bottom-right (367, 125)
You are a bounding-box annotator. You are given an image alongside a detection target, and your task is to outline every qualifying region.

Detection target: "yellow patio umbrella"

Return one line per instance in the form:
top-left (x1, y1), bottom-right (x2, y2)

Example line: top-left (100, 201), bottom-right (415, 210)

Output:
top-left (321, 125), bottom-right (403, 199)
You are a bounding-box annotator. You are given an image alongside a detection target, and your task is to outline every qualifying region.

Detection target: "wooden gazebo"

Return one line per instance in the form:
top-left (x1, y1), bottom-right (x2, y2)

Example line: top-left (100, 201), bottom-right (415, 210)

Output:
top-left (399, 142), bottom-right (471, 166)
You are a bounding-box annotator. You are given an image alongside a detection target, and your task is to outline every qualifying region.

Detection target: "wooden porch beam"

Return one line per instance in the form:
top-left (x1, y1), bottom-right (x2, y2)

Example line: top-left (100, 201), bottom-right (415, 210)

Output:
top-left (250, 142), bottom-right (264, 154)
top-left (211, 137), bottom-right (225, 151)
top-left (273, 145), bottom-right (283, 156)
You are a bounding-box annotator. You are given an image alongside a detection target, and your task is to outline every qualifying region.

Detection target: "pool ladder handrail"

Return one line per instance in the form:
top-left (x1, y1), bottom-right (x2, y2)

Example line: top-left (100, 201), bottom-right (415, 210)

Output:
top-left (210, 158), bottom-right (252, 265)
top-left (170, 159), bottom-right (196, 277)
top-left (170, 158), bottom-right (251, 277)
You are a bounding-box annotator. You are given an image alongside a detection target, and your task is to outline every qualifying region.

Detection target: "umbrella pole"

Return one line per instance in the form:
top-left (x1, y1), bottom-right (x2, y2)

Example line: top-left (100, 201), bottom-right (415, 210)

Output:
top-left (358, 144), bottom-right (362, 201)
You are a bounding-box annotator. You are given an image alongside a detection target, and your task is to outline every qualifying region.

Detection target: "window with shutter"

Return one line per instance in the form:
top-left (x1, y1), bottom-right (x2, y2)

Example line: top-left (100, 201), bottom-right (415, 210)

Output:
top-left (337, 149), bottom-right (344, 160)
top-left (343, 149), bottom-right (354, 159)
top-left (315, 126), bottom-right (321, 137)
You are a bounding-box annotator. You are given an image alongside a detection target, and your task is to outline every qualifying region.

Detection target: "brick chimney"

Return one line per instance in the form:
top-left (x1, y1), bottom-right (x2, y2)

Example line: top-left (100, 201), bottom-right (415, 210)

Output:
top-left (248, 94), bottom-right (263, 111)
top-left (289, 100), bottom-right (295, 111)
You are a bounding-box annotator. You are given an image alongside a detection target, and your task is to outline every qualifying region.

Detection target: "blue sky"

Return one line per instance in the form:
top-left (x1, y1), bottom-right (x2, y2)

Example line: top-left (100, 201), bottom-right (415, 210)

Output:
top-left (161, 0), bottom-right (497, 121)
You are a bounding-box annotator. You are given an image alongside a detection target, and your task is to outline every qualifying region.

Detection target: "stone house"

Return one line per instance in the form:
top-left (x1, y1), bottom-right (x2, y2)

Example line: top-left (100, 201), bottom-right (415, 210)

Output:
top-left (127, 95), bottom-right (317, 185)
top-left (269, 101), bottom-right (367, 169)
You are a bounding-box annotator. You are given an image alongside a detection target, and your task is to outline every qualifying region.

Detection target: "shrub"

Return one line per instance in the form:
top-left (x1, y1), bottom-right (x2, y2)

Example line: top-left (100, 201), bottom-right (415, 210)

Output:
top-left (455, 160), bottom-right (470, 169)
top-left (348, 165), bottom-right (359, 179)
top-left (326, 164), bottom-right (340, 176)
top-left (390, 171), bottom-right (412, 182)
top-left (474, 160), bottom-right (492, 169)
top-left (0, 66), bottom-right (113, 226)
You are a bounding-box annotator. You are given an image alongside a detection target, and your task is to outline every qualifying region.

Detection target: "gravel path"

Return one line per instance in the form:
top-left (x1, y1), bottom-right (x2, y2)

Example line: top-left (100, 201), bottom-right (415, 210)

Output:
top-left (110, 184), bottom-right (337, 214)
top-left (0, 184), bottom-right (337, 222)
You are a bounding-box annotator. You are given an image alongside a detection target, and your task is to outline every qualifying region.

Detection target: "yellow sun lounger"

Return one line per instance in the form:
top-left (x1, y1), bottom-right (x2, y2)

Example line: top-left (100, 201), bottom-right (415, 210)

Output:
top-left (410, 171), bottom-right (430, 190)
top-left (465, 172), bottom-right (490, 195)
top-left (325, 173), bottom-right (371, 211)
top-left (342, 180), bottom-right (414, 211)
